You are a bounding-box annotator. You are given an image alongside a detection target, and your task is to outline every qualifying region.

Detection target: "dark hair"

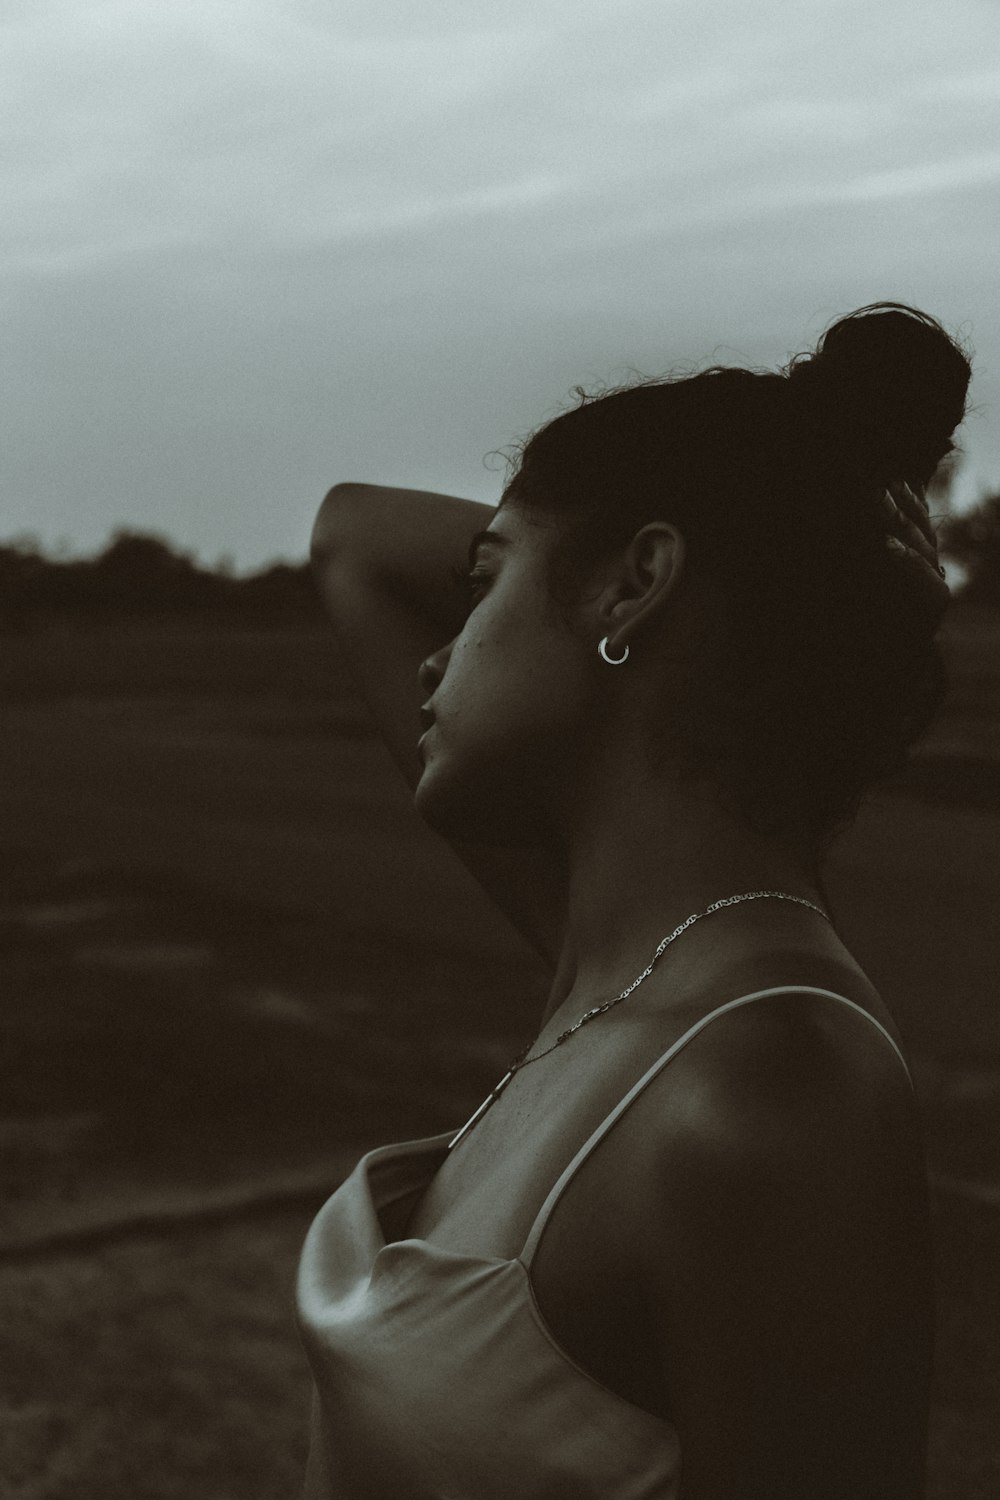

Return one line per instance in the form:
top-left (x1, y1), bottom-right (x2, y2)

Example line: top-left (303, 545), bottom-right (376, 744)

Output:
top-left (500, 302), bottom-right (972, 861)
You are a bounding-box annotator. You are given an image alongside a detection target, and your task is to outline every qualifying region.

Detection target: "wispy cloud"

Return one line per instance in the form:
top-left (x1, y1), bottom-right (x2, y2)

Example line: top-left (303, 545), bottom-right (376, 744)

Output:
top-left (843, 151), bottom-right (1000, 201)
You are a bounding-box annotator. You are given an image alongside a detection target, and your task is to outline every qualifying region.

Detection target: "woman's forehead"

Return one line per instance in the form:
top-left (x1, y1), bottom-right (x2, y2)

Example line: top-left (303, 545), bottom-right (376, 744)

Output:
top-left (490, 501), bottom-right (557, 544)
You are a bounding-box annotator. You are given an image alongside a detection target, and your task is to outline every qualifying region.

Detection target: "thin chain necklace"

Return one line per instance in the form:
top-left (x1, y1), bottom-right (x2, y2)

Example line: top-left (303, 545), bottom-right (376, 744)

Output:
top-left (448, 890), bottom-right (831, 1150)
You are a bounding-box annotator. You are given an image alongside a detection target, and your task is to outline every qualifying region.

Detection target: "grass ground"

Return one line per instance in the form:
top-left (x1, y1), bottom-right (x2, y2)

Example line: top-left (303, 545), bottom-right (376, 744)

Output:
top-left (1, 607), bottom-right (999, 1497)
top-left (1, 1216), bottom-right (312, 1500)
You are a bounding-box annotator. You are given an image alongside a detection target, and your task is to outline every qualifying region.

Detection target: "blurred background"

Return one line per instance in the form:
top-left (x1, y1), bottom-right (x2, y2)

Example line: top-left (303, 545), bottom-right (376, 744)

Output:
top-left (2, 3), bottom-right (999, 1496)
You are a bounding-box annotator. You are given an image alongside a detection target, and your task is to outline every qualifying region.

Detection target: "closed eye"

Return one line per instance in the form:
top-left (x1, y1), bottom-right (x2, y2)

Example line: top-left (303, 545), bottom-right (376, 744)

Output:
top-left (450, 564), bottom-right (491, 607)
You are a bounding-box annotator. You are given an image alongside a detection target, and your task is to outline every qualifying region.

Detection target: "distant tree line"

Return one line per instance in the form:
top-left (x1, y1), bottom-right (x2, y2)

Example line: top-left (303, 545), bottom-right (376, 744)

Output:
top-left (1, 488), bottom-right (999, 631)
top-left (0, 530), bottom-right (325, 631)
top-left (938, 490), bottom-right (1000, 609)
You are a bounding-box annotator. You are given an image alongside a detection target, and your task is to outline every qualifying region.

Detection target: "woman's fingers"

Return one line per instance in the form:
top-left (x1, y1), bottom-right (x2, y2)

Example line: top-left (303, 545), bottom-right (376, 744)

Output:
top-left (875, 480), bottom-right (950, 616)
top-left (880, 481), bottom-right (944, 573)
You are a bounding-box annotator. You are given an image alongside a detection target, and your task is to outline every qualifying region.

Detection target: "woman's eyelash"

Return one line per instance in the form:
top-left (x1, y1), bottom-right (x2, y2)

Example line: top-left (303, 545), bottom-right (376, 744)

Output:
top-left (449, 564), bottom-right (490, 601)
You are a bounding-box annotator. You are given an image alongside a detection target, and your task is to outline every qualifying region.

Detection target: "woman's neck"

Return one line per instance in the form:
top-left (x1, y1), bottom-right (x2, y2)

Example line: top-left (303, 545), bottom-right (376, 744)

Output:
top-left (541, 765), bottom-right (825, 1029)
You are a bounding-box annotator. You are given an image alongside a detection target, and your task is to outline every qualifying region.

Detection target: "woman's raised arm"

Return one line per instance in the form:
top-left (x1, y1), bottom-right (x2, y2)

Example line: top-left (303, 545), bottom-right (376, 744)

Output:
top-left (310, 482), bottom-right (564, 965)
top-left (311, 482), bottom-right (486, 673)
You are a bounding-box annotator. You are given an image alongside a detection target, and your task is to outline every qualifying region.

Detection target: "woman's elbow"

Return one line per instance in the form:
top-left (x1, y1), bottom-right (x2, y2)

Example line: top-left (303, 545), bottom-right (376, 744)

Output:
top-left (310, 482), bottom-right (369, 565)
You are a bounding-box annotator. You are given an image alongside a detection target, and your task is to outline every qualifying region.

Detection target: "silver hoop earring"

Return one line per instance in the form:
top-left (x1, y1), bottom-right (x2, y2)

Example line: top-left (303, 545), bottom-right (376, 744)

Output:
top-left (598, 635), bottom-right (629, 665)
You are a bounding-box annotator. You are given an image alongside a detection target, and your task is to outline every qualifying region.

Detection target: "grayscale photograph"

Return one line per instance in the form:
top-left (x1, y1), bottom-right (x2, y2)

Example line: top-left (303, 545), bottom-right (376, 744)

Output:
top-left (1, 2), bottom-right (998, 1496)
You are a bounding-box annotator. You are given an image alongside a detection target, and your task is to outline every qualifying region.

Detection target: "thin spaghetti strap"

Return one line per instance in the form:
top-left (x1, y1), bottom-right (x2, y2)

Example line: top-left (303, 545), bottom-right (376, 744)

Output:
top-left (519, 985), bottom-right (912, 1267)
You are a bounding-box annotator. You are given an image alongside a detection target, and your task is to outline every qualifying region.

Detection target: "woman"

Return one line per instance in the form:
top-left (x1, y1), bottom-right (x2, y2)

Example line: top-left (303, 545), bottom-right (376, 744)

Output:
top-left (297, 302), bottom-right (971, 1498)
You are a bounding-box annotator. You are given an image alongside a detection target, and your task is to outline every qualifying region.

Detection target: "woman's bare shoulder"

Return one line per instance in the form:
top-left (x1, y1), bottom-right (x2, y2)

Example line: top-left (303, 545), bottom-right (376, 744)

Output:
top-left (641, 984), bottom-right (920, 1184)
top-left (629, 989), bottom-right (932, 1496)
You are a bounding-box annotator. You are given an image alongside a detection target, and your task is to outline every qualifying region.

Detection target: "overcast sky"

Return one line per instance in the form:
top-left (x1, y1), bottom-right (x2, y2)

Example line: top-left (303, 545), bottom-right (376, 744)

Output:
top-left (4, 0), bottom-right (999, 570)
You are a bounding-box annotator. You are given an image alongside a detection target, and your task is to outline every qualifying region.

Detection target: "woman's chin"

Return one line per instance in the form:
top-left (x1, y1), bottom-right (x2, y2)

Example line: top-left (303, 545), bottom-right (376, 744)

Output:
top-left (413, 770), bottom-right (485, 842)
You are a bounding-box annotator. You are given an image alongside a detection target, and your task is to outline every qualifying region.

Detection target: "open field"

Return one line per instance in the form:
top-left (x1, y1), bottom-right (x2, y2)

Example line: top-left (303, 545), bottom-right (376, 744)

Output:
top-left (1, 608), bottom-right (999, 1497)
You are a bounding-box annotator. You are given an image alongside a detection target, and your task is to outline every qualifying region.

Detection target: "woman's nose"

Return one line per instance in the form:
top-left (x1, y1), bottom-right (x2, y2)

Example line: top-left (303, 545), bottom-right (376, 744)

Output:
top-left (418, 641), bottom-right (452, 696)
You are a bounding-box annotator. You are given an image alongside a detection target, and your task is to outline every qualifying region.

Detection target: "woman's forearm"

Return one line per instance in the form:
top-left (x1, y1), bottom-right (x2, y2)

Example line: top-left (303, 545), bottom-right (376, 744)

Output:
top-left (310, 482), bottom-right (494, 640)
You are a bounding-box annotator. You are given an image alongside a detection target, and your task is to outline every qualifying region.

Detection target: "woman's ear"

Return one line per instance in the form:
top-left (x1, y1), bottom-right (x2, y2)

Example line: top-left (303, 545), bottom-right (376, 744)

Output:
top-left (600, 523), bottom-right (686, 643)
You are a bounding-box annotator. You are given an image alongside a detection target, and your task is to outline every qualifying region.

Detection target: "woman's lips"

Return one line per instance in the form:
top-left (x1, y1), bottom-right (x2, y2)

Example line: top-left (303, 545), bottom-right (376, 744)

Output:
top-left (418, 703), bottom-right (436, 757)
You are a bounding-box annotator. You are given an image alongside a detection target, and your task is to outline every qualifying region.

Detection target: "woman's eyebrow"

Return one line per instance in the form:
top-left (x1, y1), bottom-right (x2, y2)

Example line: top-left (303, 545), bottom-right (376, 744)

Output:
top-left (467, 530), bottom-right (512, 567)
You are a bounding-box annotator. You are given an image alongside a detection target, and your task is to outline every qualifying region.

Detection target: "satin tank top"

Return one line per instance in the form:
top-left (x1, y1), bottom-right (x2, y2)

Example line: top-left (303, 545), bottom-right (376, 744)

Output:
top-left (296, 986), bottom-right (911, 1499)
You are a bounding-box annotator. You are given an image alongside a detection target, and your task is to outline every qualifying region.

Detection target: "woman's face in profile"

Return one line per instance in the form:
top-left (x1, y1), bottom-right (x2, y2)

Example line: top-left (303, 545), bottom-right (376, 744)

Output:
top-left (414, 505), bottom-right (598, 848)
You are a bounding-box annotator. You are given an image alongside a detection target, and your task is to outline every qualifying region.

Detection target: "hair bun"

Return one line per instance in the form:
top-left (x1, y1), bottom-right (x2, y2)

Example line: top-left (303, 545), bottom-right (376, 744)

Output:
top-left (787, 302), bottom-right (971, 489)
